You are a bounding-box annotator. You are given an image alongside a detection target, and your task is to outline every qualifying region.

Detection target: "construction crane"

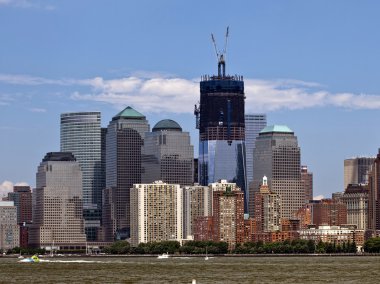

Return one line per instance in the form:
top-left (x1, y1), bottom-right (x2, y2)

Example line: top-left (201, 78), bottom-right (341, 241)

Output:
top-left (211, 26), bottom-right (229, 77)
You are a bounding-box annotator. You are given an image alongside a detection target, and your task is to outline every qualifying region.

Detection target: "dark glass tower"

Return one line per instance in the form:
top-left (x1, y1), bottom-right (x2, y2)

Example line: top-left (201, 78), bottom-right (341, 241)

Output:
top-left (195, 33), bottom-right (246, 209)
top-left (103, 106), bottom-right (150, 241)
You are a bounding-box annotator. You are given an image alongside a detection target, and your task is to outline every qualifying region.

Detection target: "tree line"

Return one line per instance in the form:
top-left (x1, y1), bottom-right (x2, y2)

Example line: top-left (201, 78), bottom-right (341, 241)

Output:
top-left (103, 239), bottom-right (363, 255)
top-left (4, 237), bottom-right (378, 255)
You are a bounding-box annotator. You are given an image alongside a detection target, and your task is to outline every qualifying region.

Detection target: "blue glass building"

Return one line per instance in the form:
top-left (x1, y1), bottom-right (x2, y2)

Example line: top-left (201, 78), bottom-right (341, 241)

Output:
top-left (195, 54), bottom-right (247, 210)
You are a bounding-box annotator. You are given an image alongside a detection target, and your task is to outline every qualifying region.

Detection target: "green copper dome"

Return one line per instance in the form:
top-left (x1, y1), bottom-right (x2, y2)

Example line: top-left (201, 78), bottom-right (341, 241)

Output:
top-left (112, 106), bottom-right (145, 120)
top-left (260, 125), bottom-right (293, 134)
top-left (152, 119), bottom-right (182, 132)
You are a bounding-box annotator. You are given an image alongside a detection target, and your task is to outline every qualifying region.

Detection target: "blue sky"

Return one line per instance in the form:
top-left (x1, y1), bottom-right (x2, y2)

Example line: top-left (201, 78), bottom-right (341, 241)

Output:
top-left (0, 0), bottom-right (379, 198)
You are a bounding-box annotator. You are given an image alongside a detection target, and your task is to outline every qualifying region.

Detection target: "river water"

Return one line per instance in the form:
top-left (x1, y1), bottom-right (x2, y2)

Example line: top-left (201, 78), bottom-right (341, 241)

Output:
top-left (0, 255), bottom-right (378, 283)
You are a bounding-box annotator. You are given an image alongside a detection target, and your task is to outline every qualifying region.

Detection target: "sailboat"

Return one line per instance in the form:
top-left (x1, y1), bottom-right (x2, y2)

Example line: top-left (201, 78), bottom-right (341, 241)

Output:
top-left (204, 247), bottom-right (209, 260)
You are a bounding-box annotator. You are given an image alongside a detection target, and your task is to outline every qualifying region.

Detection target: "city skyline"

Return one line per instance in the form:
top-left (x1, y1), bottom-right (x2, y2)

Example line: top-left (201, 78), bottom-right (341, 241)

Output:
top-left (1, 1), bottom-right (380, 199)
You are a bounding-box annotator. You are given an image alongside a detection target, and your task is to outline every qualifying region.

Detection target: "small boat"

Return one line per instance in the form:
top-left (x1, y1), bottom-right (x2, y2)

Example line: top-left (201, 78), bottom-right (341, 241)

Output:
top-left (157, 253), bottom-right (169, 259)
top-left (19, 254), bottom-right (40, 263)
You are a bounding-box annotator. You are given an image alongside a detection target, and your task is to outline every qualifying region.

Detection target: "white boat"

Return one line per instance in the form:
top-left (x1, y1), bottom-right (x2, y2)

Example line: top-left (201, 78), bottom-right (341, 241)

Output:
top-left (157, 253), bottom-right (169, 259)
top-left (205, 247), bottom-right (209, 260)
top-left (19, 255), bottom-right (40, 263)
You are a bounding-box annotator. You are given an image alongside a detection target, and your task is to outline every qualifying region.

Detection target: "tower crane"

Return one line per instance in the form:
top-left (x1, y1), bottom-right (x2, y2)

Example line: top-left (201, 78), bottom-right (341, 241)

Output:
top-left (211, 26), bottom-right (229, 77)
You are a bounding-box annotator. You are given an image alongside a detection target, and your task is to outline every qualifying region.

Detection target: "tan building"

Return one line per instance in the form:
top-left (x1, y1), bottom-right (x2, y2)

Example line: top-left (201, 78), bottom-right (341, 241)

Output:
top-left (254, 176), bottom-right (281, 232)
top-left (212, 181), bottom-right (245, 249)
top-left (29, 152), bottom-right (87, 249)
top-left (250, 125), bottom-right (305, 220)
top-left (130, 181), bottom-right (183, 246)
top-left (341, 184), bottom-right (368, 230)
top-left (344, 157), bottom-right (375, 190)
top-left (294, 203), bottom-right (313, 229)
top-left (183, 184), bottom-right (212, 238)
top-left (301, 166), bottom-right (313, 203)
top-left (0, 201), bottom-right (19, 251)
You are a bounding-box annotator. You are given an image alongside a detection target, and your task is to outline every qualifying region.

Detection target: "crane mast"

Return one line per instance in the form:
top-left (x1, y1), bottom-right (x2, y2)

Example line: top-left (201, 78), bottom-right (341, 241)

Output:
top-left (211, 26), bottom-right (229, 77)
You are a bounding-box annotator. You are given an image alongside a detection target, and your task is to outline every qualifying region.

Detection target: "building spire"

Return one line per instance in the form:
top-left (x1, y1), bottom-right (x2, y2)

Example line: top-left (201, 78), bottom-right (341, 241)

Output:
top-left (263, 176), bottom-right (268, 186)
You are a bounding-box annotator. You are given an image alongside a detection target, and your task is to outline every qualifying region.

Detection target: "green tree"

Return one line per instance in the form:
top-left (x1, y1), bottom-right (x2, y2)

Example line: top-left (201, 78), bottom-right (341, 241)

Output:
top-left (363, 237), bottom-right (380, 253)
top-left (103, 240), bottom-right (130, 254)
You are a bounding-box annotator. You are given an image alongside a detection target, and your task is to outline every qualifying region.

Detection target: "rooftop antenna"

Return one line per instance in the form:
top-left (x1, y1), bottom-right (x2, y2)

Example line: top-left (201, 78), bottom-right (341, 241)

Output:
top-left (211, 26), bottom-right (229, 77)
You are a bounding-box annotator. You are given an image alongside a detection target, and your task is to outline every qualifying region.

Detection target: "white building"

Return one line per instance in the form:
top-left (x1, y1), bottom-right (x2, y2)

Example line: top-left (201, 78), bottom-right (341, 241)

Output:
top-left (341, 184), bottom-right (368, 230)
top-left (299, 225), bottom-right (364, 247)
top-left (0, 201), bottom-right (19, 251)
top-left (130, 181), bottom-right (183, 246)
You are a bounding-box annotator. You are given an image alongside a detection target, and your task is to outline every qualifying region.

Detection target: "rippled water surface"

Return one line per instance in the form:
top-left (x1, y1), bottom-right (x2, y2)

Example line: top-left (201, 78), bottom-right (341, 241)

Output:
top-left (0, 256), bottom-right (379, 283)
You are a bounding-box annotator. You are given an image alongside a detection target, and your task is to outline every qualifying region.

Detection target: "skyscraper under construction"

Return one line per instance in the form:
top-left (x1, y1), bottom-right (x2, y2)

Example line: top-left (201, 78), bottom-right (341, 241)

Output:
top-left (195, 28), bottom-right (247, 208)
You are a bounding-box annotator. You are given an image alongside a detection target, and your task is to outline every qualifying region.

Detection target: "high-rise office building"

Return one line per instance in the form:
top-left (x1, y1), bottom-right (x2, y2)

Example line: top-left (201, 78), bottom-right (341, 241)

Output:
top-left (60, 112), bottom-right (103, 208)
top-left (250, 125), bottom-right (305, 219)
top-left (245, 114), bottom-right (267, 197)
top-left (301, 166), bottom-right (313, 203)
top-left (195, 39), bottom-right (246, 206)
top-left (103, 106), bottom-right (150, 241)
top-left (7, 185), bottom-right (32, 224)
top-left (368, 149), bottom-right (380, 232)
top-left (183, 184), bottom-right (212, 238)
top-left (344, 157), bottom-right (375, 190)
top-left (142, 119), bottom-right (194, 186)
top-left (0, 201), bottom-right (19, 251)
top-left (7, 185), bottom-right (32, 249)
top-left (130, 181), bottom-right (183, 246)
top-left (60, 112), bottom-right (104, 241)
top-left (341, 184), bottom-right (368, 230)
top-left (253, 176), bottom-right (281, 232)
top-left (29, 152), bottom-right (86, 249)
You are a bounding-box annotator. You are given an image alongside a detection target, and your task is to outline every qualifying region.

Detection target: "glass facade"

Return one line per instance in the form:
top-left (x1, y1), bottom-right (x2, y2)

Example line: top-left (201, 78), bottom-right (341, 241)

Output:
top-left (60, 112), bottom-right (103, 209)
top-left (245, 114), bottom-right (267, 201)
top-left (197, 73), bottom-right (246, 206)
top-left (199, 140), bottom-right (246, 192)
top-left (60, 112), bottom-right (103, 241)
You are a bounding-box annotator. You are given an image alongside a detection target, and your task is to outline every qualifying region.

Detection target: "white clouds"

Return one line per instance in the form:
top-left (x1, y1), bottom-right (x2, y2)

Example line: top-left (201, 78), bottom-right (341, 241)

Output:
top-left (72, 75), bottom-right (380, 114)
top-left (0, 0), bottom-right (55, 10)
top-left (0, 94), bottom-right (14, 106)
top-left (313, 195), bottom-right (325, 200)
top-left (2, 73), bottom-right (380, 114)
top-left (0, 180), bottom-right (29, 197)
top-left (29, 107), bottom-right (46, 113)
top-left (0, 74), bottom-right (65, 85)
top-left (72, 76), bottom-right (199, 113)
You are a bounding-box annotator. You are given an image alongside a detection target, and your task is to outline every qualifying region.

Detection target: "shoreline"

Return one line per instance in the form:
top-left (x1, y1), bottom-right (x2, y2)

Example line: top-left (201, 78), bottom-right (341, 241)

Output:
top-left (3, 253), bottom-right (380, 258)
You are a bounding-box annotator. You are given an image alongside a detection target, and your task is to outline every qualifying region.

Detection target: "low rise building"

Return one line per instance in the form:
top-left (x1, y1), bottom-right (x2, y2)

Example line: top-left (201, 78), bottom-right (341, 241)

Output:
top-left (312, 199), bottom-right (347, 226)
top-left (299, 225), bottom-right (364, 247)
